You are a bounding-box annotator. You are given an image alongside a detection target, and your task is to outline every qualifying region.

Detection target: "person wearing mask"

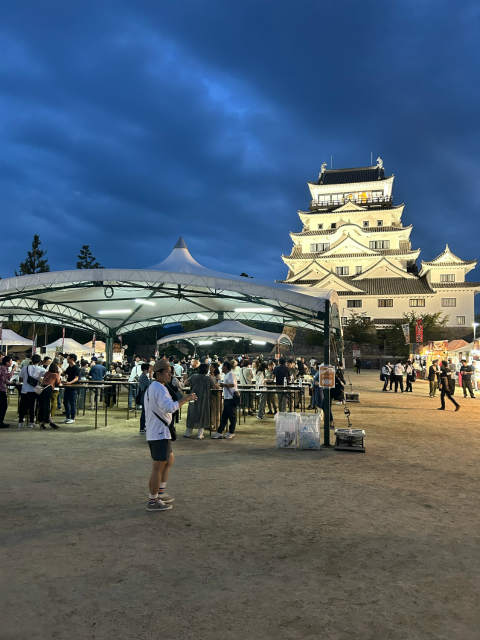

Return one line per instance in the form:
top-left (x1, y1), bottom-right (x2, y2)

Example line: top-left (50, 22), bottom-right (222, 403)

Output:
top-left (381, 362), bottom-right (392, 392)
top-left (144, 360), bottom-right (197, 511)
top-left (438, 361), bottom-right (460, 411)
top-left (0, 356), bottom-right (15, 427)
top-left (273, 357), bottom-right (290, 411)
top-left (18, 353), bottom-right (44, 428)
top-left (428, 359), bottom-right (439, 397)
top-left (128, 356), bottom-right (144, 409)
top-left (393, 361), bottom-right (405, 393)
top-left (460, 359), bottom-right (475, 399)
top-left (405, 360), bottom-right (415, 392)
top-left (63, 354), bottom-right (80, 424)
top-left (38, 362), bottom-right (61, 430)
top-left (184, 363), bottom-right (218, 439)
top-left (138, 362), bottom-right (152, 434)
top-left (212, 361), bottom-right (238, 440)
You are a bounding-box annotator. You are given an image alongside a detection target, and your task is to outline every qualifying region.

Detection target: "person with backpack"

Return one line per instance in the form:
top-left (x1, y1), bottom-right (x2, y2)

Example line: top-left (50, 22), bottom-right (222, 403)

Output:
top-left (405, 360), bottom-right (416, 392)
top-left (381, 362), bottom-right (392, 392)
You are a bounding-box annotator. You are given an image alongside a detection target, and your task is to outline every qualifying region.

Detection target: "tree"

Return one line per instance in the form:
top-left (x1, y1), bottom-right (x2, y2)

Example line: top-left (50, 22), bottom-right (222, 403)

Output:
top-left (16, 234), bottom-right (50, 275)
top-left (76, 245), bottom-right (103, 269)
top-left (342, 313), bottom-right (378, 344)
top-left (378, 312), bottom-right (447, 359)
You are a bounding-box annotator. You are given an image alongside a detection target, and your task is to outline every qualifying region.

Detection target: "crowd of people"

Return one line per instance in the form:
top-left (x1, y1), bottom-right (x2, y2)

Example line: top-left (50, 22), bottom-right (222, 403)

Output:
top-left (380, 356), bottom-right (477, 410)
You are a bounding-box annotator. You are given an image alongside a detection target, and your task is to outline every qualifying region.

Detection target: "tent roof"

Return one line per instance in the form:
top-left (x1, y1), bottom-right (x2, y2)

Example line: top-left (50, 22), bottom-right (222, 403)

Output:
top-left (157, 320), bottom-right (293, 346)
top-left (83, 340), bottom-right (107, 351)
top-left (0, 238), bottom-right (340, 337)
top-left (45, 337), bottom-right (89, 352)
top-left (0, 329), bottom-right (33, 346)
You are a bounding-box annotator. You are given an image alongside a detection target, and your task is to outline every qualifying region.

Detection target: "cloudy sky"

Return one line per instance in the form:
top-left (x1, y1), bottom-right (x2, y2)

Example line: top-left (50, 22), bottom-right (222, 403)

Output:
top-left (1, 1), bottom-right (479, 283)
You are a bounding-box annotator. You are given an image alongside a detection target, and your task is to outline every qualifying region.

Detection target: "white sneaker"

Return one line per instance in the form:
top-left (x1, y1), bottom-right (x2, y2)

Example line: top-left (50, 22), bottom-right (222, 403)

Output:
top-left (28, 423), bottom-right (36, 429)
top-left (211, 432), bottom-right (223, 439)
top-left (17, 422), bottom-right (24, 429)
top-left (65, 419), bottom-right (75, 424)
top-left (224, 433), bottom-right (235, 439)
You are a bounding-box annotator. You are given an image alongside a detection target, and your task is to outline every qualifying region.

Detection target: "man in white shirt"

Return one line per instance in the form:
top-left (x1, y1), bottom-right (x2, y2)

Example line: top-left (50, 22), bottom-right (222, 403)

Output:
top-left (144, 360), bottom-right (196, 512)
top-left (393, 361), bottom-right (405, 393)
top-left (212, 361), bottom-right (238, 439)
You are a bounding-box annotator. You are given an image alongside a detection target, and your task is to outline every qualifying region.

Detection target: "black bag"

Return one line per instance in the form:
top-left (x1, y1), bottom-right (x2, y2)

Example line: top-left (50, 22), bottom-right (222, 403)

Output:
top-left (232, 390), bottom-right (241, 407)
top-left (26, 366), bottom-right (40, 387)
top-left (380, 373), bottom-right (384, 381)
top-left (135, 389), bottom-right (142, 405)
top-left (146, 387), bottom-right (177, 441)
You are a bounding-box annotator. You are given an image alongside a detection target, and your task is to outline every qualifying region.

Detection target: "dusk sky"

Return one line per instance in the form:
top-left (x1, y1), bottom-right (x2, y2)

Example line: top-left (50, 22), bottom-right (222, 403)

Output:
top-left (1, 1), bottom-right (479, 284)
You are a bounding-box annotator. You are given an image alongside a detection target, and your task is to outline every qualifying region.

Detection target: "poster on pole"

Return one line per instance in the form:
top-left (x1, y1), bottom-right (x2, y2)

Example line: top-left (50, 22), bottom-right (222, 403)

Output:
top-left (61, 327), bottom-right (65, 352)
top-left (415, 318), bottom-right (423, 344)
top-left (92, 332), bottom-right (96, 354)
top-left (319, 365), bottom-right (335, 388)
top-left (401, 323), bottom-right (410, 345)
top-left (32, 334), bottom-right (37, 355)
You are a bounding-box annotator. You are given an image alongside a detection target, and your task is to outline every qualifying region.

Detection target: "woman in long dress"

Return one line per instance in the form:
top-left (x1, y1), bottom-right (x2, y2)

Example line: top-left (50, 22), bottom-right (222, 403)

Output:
top-left (184, 363), bottom-right (218, 439)
top-left (209, 363), bottom-right (221, 431)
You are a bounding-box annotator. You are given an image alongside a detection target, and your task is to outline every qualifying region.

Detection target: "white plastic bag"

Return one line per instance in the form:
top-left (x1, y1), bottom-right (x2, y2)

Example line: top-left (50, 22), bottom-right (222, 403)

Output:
top-left (297, 413), bottom-right (321, 450)
top-left (275, 412), bottom-right (299, 448)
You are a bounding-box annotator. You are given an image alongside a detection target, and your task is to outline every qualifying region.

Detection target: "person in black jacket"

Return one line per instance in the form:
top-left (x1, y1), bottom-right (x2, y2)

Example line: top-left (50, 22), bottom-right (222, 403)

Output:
top-left (427, 359), bottom-right (439, 397)
top-left (460, 359), bottom-right (475, 399)
top-left (438, 361), bottom-right (460, 411)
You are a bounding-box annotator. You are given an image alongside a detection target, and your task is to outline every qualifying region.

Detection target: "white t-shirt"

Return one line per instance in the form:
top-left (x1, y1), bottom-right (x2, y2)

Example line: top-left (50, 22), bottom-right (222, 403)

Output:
top-left (20, 365), bottom-right (44, 394)
top-left (144, 380), bottom-right (179, 441)
top-left (394, 363), bottom-right (405, 376)
top-left (223, 371), bottom-right (237, 399)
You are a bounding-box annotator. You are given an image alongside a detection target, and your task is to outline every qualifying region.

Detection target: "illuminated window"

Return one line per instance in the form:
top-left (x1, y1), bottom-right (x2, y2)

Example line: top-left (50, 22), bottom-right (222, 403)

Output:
top-left (440, 274), bottom-right (455, 282)
top-left (442, 298), bottom-right (456, 307)
top-left (378, 299), bottom-right (393, 307)
top-left (310, 243), bottom-right (330, 252)
top-left (409, 299), bottom-right (425, 307)
top-left (457, 316), bottom-right (465, 325)
top-left (369, 240), bottom-right (390, 250)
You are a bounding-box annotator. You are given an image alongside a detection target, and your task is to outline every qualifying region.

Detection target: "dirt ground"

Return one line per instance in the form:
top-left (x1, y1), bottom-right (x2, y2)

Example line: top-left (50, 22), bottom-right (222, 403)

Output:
top-left (1, 371), bottom-right (479, 640)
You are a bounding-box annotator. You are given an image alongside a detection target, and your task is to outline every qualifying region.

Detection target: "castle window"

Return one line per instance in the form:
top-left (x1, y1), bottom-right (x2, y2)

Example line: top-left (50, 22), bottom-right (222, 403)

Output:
top-left (347, 300), bottom-right (362, 308)
top-left (378, 299), bottom-right (393, 307)
top-left (440, 274), bottom-right (455, 282)
top-left (331, 223), bottom-right (337, 229)
top-left (355, 266), bottom-right (362, 274)
top-left (442, 298), bottom-right (456, 307)
top-left (317, 224), bottom-right (323, 230)
top-left (341, 317), bottom-right (348, 325)
top-left (457, 316), bottom-right (465, 325)
top-left (336, 266), bottom-right (349, 276)
top-left (377, 220), bottom-right (383, 226)
top-left (369, 240), bottom-right (390, 250)
top-left (310, 243), bottom-right (330, 252)
top-left (363, 220), bottom-right (369, 227)
top-left (409, 299), bottom-right (425, 307)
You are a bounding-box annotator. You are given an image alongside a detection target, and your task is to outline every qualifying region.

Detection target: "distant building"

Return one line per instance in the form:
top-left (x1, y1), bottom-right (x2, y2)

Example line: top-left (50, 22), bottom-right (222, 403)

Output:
top-left (281, 158), bottom-right (480, 329)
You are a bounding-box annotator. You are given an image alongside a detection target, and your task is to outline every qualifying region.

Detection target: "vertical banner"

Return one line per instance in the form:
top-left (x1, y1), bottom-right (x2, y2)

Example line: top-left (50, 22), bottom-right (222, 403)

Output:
top-left (415, 318), bottom-right (423, 344)
top-left (92, 332), bottom-right (96, 354)
top-left (32, 334), bottom-right (37, 355)
top-left (61, 327), bottom-right (65, 352)
top-left (0, 322), bottom-right (3, 352)
top-left (401, 323), bottom-right (410, 345)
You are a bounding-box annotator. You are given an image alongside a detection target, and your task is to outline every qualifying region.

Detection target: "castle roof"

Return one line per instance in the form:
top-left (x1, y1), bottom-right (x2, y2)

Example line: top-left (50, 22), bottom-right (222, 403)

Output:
top-left (318, 165), bottom-right (385, 185)
top-left (291, 225), bottom-right (411, 237)
top-left (421, 244), bottom-right (476, 267)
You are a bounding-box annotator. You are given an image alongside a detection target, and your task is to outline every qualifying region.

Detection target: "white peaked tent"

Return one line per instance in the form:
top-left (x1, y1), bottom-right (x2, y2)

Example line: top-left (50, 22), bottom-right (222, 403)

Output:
top-left (83, 340), bottom-right (107, 352)
top-left (45, 337), bottom-right (89, 355)
top-left (0, 329), bottom-right (33, 347)
top-left (157, 320), bottom-right (293, 347)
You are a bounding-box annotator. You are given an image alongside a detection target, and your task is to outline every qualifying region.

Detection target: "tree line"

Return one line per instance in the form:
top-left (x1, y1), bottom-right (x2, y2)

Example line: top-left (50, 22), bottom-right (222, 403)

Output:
top-left (15, 234), bottom-right (103, 275)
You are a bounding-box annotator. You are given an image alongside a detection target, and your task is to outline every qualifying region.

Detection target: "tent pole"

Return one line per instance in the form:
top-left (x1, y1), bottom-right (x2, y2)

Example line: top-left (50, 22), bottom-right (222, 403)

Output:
top-left (323, 300), bottom-right (331, 447)
top-left (106, 332), bottom-right (114, 367)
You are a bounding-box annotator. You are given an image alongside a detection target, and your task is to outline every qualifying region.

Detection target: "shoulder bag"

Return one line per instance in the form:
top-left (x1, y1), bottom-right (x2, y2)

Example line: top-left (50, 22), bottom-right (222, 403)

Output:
top-left (146, 388), bottom-right (177, 440)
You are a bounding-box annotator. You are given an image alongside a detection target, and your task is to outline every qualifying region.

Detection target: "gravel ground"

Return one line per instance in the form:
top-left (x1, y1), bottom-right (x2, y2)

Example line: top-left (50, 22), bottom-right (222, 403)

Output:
top-left (1, 371), bottom-right (479, 640)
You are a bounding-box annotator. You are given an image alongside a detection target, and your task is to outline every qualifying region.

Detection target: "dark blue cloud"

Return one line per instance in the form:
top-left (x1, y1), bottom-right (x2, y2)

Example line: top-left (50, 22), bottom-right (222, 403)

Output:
top-left (0, 0), bottom-right (479, 286)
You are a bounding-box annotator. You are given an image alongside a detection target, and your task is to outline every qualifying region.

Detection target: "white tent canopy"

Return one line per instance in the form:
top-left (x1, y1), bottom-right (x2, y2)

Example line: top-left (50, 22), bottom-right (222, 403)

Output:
top-left (157, 320), bottom-right (293, 347)
top-left (83, 340), bottom-right (107, 352)
top-left (0, 329), bottom-right (33, 346)
top-left (0, 237), bottom-right (341, 361)
top-left (45, 337), bottom-right (89, 354)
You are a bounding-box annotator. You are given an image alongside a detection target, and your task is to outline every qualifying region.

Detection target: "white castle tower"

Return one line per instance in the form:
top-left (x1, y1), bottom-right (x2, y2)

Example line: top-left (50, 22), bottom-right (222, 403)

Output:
top-left (281, 159), bottom-right (479, 329)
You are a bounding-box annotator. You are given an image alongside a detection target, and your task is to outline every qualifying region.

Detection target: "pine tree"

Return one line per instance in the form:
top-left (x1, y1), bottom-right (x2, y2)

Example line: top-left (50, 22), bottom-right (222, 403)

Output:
top-left (16, 234), bottom-right (50, 275)
top-left (76, 245), bottom-right (103, 269)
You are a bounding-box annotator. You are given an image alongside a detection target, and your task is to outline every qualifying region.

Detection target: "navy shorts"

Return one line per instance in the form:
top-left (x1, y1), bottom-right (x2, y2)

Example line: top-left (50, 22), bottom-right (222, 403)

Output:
top-left (148, 439), bottom-right (172, 462)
